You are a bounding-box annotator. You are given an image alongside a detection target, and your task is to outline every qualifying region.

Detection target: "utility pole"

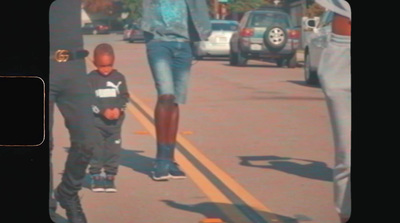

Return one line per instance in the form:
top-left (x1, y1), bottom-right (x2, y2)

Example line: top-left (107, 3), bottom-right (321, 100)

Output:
top-left (213, 0), bottom-right (219, 19)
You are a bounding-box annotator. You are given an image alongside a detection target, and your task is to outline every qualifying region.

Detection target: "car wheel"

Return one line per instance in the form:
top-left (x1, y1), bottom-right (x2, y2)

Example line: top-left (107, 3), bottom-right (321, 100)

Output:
top-left (128, 39), bottom-right (134, 43)
top-left (236, 49), bottom-right (247, 66)
top-left (287, 53), bottom-right (297, 68)
top-left (276, 58), bottom-right (285, 67)
top-left (304, 52), bottom-right (319, 85)
top-left (264, 26), bottom-right (287, 52)
top-left (229, 47), bottom-right (238, 65)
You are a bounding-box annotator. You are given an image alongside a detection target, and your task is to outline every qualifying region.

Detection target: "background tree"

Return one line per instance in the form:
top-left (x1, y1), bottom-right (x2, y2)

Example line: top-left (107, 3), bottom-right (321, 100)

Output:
top-left (122, 0), bottom-right (143, 22)
top-left (82, 0), bottom-right (113, 14)
top-left (305, 2), bottom-right (325, 18)
top-left (228, 0), bottom-right (266, 13)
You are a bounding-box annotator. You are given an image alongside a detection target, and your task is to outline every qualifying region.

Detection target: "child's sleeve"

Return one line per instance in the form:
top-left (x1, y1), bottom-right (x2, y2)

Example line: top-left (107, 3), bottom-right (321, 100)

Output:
top-left (118, 75), bottom-right (130, 110)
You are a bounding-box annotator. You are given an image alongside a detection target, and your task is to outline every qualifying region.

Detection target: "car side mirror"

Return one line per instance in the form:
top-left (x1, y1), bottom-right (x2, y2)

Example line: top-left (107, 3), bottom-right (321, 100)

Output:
top-left (302, 17), bottom-right (319, 32)
top-left (307, 20), bottom-right (316, 28)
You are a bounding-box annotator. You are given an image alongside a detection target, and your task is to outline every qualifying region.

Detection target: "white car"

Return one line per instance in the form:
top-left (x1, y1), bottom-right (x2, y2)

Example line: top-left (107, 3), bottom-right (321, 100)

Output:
top-left (192, 20), bottom-right (239, 59)
top-left (303, 10), bottom-right (334, 85)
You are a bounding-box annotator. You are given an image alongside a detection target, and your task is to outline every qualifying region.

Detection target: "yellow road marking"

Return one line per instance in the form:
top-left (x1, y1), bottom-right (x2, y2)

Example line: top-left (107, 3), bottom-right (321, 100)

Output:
top-left (126, 102), bottom-right (252, 223)
top-left (128, 92), bottom-right (282, 223)
top-left (200, 218), bottom-right (226, 223)
top-left (133, 130), bottom-right (150, 135)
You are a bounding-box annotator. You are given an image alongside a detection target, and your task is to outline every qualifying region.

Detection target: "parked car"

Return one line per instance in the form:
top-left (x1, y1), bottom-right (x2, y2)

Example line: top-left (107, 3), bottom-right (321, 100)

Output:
top-left (82, 22), bottom-right (110, 35)
top-left (192, 20), bottom-right (239, 59)
top-left (123, 23), bottom-right (141, 41)
top-left (229, 7), bottom-right (300, 68)
top-left (303, 10), bottom-right (334, 85)
top-left (123, 23), bottom-right (134, 40)
top-left (127, 24), bottom-right (144, 43)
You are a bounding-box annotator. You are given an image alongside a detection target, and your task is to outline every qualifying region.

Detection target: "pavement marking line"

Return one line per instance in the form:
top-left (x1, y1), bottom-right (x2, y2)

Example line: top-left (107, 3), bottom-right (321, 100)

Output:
top-left (128, 93), bottom-right (283, 223)
top-left (126, 102), bottom-right (252, 223)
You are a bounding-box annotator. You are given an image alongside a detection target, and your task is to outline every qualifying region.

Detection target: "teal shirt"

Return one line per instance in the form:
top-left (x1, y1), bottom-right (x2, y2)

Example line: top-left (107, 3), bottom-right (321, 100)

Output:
top-left (144, 0), bottom-right (189, 41)
top-left (141, 0), bottom-right (212, 42)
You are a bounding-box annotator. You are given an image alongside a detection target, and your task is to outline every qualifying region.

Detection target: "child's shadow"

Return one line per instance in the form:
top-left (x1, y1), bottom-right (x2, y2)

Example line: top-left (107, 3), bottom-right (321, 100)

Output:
top-left (119, 148), bottom-right (155, 176)
top-left (83, 148), bottom-right (155, 189)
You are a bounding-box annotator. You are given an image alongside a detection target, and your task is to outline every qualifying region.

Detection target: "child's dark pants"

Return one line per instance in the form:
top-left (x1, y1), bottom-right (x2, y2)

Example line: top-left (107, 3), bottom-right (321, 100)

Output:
top-left (89, 113), bottom-right (125, 176)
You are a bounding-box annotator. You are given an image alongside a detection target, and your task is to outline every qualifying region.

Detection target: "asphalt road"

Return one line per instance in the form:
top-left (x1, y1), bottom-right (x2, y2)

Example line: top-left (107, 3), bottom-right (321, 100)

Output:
top-left (52, 33), bottom-right (340, 223)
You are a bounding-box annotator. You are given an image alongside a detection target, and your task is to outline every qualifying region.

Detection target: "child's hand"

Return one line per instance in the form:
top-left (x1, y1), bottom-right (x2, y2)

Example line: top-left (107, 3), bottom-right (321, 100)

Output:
top-left (103, 108), bottom-right (116, 120)
top-left (111, 108), bottom-right (121, 119)
top-left (103, 108), bottom-right (121, 120)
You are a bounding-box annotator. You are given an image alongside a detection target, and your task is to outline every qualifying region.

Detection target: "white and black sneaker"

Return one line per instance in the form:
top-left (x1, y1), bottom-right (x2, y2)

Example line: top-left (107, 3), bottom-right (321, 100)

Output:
top-left (169, 162), bottom-right (186, 179)
top-left (104, 175), bottom-right (117, 193)
top-left (152, 160), bottom-right (170, 181)
top-left (91, 175), bottom-right (105, 192)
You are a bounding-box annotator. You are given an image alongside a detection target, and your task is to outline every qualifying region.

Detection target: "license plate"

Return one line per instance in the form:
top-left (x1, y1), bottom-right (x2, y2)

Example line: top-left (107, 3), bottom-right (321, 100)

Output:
top-left (216, 37), bottom-right (227, 43)
top-left (250, 44), bottom-right (262, 51)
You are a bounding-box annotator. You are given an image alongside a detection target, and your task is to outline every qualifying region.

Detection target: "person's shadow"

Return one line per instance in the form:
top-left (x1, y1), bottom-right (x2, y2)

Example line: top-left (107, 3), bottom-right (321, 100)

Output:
top-left (161, 200), bottom-right (306, 223)
top-left (238, 155), bottom-right (333, 182)
top-left (82, 148), bottom-right (156, 189)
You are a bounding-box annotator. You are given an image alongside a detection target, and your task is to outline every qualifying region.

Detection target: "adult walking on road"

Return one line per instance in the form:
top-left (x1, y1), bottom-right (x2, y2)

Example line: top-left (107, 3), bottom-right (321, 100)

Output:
top-left (315, 0), bottom-right (352, 222)
top-left (141, 0), bottom-right (212, 181)
top-left (49, 0), bottom-right (101, 222)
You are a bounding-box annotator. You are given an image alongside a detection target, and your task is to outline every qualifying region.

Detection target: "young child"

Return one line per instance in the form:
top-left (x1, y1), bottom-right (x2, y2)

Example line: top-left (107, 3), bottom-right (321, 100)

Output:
top-left (88, 43), bottom-right (129, 192)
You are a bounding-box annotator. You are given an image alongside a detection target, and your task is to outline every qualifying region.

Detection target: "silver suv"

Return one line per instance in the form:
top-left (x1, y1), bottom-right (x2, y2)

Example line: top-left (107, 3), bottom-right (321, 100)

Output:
top-left (229, 8), bottom-right (300, 68)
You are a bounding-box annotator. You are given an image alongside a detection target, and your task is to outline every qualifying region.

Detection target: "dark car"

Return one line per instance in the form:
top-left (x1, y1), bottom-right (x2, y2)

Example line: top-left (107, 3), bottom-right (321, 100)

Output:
top-left (123, 23), bottom-right (135, 40)
top-left (229, 7), bottom-right (300, 68)
top-left (127, 24), bottom-right (144, 43)
top-left (82, 22), bottom-right (110, 35)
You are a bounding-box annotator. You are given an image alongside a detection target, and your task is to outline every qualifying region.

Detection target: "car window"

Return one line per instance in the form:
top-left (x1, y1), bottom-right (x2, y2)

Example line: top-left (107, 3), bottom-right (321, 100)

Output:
top-left (212, 23), bottom-right (238, 31)
top-left (248, 13), bottom-right (289, 28)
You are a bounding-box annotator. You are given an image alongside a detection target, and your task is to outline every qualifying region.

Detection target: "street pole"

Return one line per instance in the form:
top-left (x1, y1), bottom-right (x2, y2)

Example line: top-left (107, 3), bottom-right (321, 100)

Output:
top-left (214, 0), bottom-right (219, 19)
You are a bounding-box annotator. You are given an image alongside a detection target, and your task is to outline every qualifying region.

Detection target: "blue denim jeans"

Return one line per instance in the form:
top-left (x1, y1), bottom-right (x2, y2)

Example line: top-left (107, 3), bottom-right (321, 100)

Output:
top-left (145, 40), bottom-right (193, 104)
top-left (318, 33), bottom-right (351, 220)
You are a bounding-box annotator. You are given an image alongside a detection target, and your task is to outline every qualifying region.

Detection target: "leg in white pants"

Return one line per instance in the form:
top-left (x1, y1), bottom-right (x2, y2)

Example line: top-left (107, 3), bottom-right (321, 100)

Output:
top-left (318, 33), bottom-right (351, 222)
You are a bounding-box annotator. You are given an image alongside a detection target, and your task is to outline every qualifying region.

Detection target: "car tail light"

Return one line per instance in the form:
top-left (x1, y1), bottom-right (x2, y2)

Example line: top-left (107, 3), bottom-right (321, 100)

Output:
top-left (240, 28), bottom-right (254, 37)
top-left (288, 29), bottom-right (300, 39)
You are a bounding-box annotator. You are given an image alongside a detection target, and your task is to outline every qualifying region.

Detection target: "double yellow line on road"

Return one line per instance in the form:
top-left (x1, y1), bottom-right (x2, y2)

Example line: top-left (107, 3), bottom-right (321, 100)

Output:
top-left (127, 93), bottom-right (282, 223)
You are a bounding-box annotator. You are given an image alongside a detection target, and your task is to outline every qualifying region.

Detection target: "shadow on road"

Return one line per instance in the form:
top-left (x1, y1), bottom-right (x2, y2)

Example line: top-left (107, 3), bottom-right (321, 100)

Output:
top-left (247, 95), bottom-right (325, 101)
top-left (161, 200), bottom-right (301, 223)
top-left (82, 148), bottom-right (155, 189)
top-left (238, 155), bottom-right (333, 182)
top-left (195, 57), bottom-right (229, 62)
top-left (287, 80), bottom-right (321, 88)
top-left (119, 148), bottom-right (154, 177)
top-left (222, 63), bottom-right (277, 68)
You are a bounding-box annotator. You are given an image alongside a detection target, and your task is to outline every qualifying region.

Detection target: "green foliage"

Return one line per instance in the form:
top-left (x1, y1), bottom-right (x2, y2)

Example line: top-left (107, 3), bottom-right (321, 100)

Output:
top-left (82, 0), bottom-right (113, 13)
top-left (305, 2), bottom-right (325, 18)
top-left (228, 0), bottom-right (266, 13)
top-left (122, 0), bottom-right (143, 21)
